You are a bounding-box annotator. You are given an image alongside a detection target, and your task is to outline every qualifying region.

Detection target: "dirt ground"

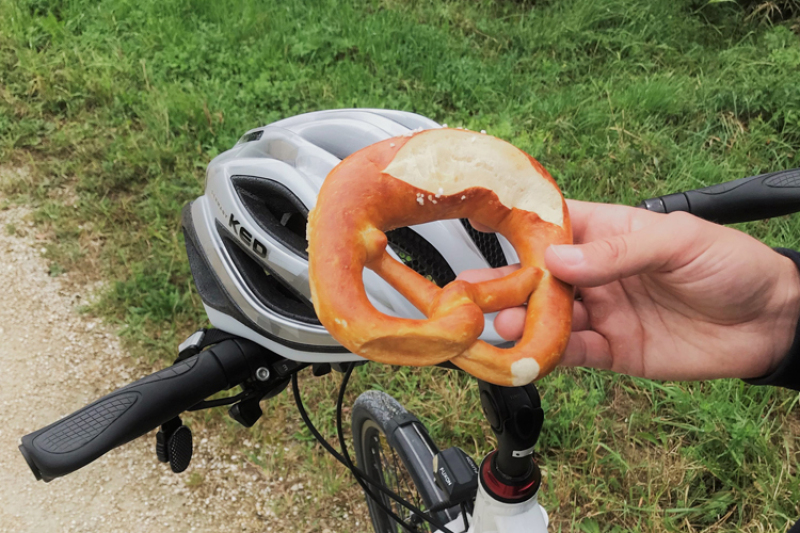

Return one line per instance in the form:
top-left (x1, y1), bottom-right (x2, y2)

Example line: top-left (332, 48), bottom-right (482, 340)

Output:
top-left (0, 198), bottom-right (281, 533)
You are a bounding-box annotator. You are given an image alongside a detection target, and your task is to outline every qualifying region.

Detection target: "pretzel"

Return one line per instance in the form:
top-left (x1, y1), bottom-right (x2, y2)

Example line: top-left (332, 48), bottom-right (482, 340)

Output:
top-left (307, 128), bottom-right (573, 386)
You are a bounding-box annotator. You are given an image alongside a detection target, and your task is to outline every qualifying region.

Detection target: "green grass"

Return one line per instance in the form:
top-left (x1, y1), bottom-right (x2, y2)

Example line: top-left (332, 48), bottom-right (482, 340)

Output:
top-left (1, 0), bottom-right (800, 531)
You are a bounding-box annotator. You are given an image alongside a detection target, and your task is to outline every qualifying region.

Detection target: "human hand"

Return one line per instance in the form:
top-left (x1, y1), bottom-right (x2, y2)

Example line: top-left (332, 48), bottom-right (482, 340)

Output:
top-left (461, 200), bottom-right (800, 381)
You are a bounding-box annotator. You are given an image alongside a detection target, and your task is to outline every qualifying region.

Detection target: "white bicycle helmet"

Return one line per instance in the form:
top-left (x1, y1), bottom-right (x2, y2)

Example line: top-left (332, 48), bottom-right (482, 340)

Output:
top-left (182, 109), bottom-right (519, 363)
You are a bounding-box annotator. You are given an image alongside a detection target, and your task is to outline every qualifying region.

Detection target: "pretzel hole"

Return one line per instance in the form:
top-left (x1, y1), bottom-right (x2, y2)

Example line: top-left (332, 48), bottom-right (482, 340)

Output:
top-left (384, 226), bottom-right (456, 287)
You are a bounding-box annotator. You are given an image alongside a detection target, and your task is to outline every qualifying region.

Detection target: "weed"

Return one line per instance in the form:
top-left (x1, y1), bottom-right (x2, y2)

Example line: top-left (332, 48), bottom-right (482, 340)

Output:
top-left (185, 471), bottom-right (204, 488)
top-left (48, 261), bottom-right (63, 276)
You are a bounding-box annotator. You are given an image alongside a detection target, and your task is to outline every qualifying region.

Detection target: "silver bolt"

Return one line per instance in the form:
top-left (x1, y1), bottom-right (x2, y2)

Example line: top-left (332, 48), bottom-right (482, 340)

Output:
top-left (255, 367), bottom-right (270, 382)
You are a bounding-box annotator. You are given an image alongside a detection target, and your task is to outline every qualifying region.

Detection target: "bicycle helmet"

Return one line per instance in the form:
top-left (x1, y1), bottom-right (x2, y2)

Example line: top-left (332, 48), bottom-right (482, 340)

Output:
top-left (182, 109), bottom-right (519, 363)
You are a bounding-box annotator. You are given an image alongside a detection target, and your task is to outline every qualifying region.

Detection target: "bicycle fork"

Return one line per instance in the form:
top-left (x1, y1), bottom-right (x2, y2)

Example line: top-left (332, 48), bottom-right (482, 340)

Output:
top-left (470, 482), bottom-right (548, 533)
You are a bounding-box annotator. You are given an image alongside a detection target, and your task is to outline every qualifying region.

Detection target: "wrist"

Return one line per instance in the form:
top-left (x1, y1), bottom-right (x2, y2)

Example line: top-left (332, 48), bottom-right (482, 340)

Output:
top-left (765, 252), bottom-right (800, 375)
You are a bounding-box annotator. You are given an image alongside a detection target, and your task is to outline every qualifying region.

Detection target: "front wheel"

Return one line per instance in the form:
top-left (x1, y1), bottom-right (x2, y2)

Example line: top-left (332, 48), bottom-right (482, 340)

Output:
top-left (351, 390), bottom-right (459, 532)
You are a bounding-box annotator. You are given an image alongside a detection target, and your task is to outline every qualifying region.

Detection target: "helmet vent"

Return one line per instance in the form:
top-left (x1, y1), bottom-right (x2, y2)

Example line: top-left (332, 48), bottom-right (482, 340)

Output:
top-left (459, 219), bottom-right (508, 269)
top-left (231, 176), bottom-right (309, 258)
top-left (385, 227), bottom-right (456, 288)
top-left (219, 230), bottom-right (320, 325)
top-left (231, 176), bottom-right (457, 291)
top-left (237, 130), bottom-right (263, 144)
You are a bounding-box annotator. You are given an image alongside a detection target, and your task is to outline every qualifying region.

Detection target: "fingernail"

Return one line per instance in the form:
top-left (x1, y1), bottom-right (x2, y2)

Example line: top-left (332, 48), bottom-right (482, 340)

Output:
top-left (550, 245), bottom-right (584, 266)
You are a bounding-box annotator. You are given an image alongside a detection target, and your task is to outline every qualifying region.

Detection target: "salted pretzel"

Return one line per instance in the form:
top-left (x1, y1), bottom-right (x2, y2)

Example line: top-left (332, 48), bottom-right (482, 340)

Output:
top-left (307, 128), bottom-right (573, 386)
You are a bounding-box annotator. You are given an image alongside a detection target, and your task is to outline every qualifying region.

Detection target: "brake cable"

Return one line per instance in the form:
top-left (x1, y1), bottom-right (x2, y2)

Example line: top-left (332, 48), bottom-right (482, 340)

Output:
top-left (291, 367), bottom-right (455, 533)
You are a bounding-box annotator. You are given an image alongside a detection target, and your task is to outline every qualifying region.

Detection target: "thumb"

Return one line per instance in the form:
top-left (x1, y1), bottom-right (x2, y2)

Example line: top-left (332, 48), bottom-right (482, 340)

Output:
top-left (545, 221), bottom-right (693, 287)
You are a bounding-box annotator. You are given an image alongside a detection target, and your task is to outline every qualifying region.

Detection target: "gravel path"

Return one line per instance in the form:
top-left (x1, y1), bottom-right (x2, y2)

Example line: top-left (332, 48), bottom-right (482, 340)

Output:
top-left (0, 197), bottom-right (278, 532)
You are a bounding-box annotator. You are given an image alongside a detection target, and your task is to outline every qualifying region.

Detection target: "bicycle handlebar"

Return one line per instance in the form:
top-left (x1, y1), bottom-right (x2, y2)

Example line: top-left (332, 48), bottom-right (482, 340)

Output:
top-left (19, 338), bottom-right (271, 482)
top-left (638, 168), bottom-right (800, 224)
top-left (21, 166), bottom-right (800, 482)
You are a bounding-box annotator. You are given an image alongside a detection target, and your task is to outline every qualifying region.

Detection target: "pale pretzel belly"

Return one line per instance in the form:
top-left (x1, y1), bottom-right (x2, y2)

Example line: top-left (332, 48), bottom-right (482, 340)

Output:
top-left (307, 128), bottom-right (573, 386)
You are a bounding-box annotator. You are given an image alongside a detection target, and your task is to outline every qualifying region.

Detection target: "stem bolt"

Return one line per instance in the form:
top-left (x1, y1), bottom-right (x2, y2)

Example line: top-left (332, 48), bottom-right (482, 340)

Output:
top-left (255, 367), bottom-right (270, 382)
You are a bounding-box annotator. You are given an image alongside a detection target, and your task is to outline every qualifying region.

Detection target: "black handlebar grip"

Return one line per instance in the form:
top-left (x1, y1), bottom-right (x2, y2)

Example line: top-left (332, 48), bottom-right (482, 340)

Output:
top-left (19, 339), bottom-right (267, 482)
top-left (638, 168), bottom-right (800, 224)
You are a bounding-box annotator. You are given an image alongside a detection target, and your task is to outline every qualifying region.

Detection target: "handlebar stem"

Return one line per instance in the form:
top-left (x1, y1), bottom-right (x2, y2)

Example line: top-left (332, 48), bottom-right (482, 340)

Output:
top-left (477, 381), bottom-right (544, 490)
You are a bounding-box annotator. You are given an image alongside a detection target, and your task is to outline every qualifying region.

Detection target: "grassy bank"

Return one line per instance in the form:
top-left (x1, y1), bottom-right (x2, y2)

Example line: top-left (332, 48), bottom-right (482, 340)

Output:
top-left (1, 0), bottom-right (799, 530)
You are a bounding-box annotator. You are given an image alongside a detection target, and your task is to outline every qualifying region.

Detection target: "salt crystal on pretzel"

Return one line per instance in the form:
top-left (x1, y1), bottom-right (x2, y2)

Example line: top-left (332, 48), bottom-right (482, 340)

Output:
top-left (307, 128), bottom-right (573, 386)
